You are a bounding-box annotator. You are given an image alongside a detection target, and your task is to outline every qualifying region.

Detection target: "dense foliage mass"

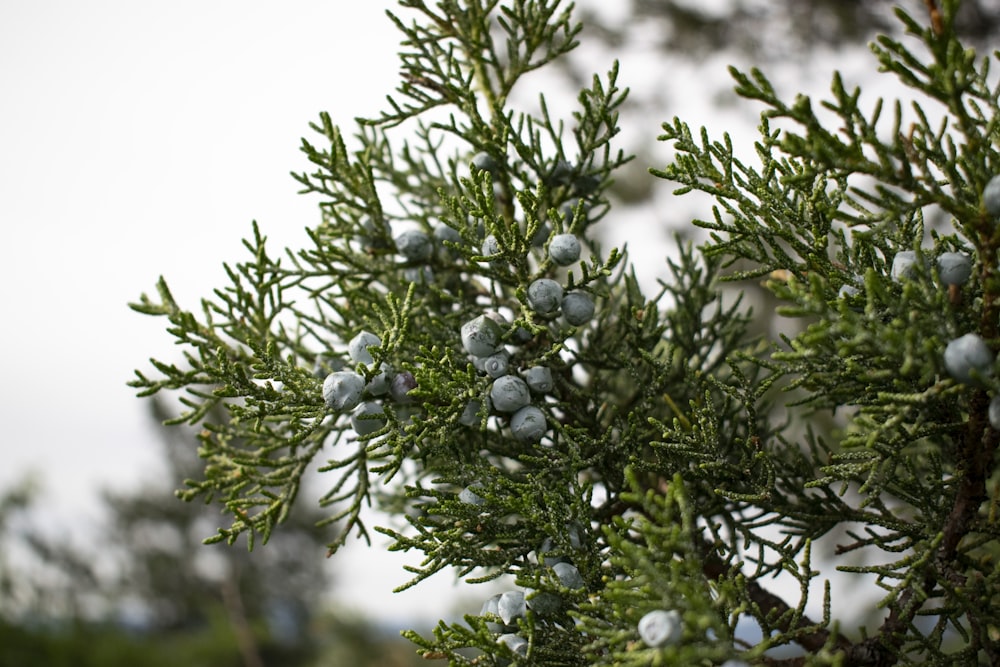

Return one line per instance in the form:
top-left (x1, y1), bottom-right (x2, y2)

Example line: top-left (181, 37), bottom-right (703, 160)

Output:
top-left (132, 1), bottom-right (1000, 664)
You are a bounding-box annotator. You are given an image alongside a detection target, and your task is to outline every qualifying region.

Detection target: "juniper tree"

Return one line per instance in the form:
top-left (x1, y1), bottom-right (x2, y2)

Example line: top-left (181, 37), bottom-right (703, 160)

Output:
top-left (131, 0), bottom-right (1000, 664)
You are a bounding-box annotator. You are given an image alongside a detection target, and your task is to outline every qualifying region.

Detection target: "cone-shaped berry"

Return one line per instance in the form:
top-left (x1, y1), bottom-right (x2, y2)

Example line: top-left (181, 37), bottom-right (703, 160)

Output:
top-left (638, 609), bottom-right (682, 648)
top-left (490, 375), bottom-right (531, 413)
top-left (936, 251), bottom-right (972, 286)
top-left (462, 315), bottom-right (503, 358)
top-left (511, 405), bottom-right (546, 442)
top-left (944, 333), bottom-right (994, 384)
top-left (527, 279), bottom-right (563, 314)
top-left (323, 371), bottom-right (365, 411)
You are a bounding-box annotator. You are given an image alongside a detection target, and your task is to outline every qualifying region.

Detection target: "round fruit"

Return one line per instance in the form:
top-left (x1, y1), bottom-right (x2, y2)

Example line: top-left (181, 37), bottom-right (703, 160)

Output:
top-left (527, 590), bottom-right (562, 616)
top-left (498, 590), bottom-right (526, 625)
top-left (483, 351), bottom-right (510, 379)
top-left (944, 333), bottom-right (994, 384)
top-left (351, 401), bottom-right (386, 436)
top-left (891, 251), bottom-right (917, 282)
top-left (322, 371), bottom-right (365, 411)
top-left (461, 315), bottom-right (504, 358)
top-left (365, 364), bottom-right (392, 396)
top-left (527, 278), bottom-right (564, 314)
top-left (472, 151), bottom-right (499, 174)
top-left (510, 405), bottom-right (546, 442)
top-left (459, 484), bottom-right (486, 506)
top-left (490, 375), bottom-right (531, 413)
top-left (838, 284), bottom-right (860, 299)
top-left (637, 609), bottom-right (682, 648)
top-left (389, 371), bottom-right (417, 404)
top-left (497, 633), bottom-right (528, 657)
top-left (985, 174), bottom-right (1000, 218)
top-left (936, 251), bottom-right (972, 286)
top-left (348, 330), bottom-right (381, 365)
top-left (552, 562), bottom-right (585, 589)
top-left (395, 230), bottom-right (433, 262)
top-left (460, 399), bottom-right (485, 427)
top-left (562, 291), bottom-right (595, 326)
top-left (481, 234), bottom-right (501, 258)
top-left (480, 594), bottom-right (507, 633)
top-left (523, 366), bottom-right (553, 393)
top-left (549, 233), bottom-right (581, 266)
top-left (990, 395), bottom-right (1000, 430)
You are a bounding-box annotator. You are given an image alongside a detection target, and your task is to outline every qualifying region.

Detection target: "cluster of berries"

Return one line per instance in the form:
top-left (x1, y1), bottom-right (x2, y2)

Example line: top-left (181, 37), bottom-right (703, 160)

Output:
top-left (320, 330), bottom-right (416, 436)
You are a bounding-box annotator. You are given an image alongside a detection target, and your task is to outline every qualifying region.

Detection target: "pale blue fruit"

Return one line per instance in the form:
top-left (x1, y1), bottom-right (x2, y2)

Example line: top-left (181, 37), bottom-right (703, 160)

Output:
top-left (936, 251), bottom-right (972, 286)
top-left (395, 230), bottom-right (433, 261)
top-left (985, 174), bottom-right (1000, 217)
top-left (322, 371), bottom-right (365, 411)
top-left (638, 609), bottom-right (682, 648)
top-left (523, 366), bottom-right (553, 393)
top-left (549, 233), bottom-right (581, 266)
top-left (348, 330), bottom-right (381, 365)
top-left (490, 375), bottom-right (530, 413)
top-left (552, 562), bottom-right (584, 589)
top-left (527, 278), bottom-right (563, 314)
top-left (459, 484), bottom-right (486, 505)
top-left (562, 291), bottom-right (595, 326)
top-left (351, 401), bottom-right (386, 436)
top-left (472, 151), bottom-right (499, 174)
top-left (944, 333), bottom-right (994, 384)
top-left (461, 315), bottom-right (503, 358)
top-left (497, 633), bottom-right (528, 658)
top-left (483, 351), bottom-right (510, 378)
top-left (891, 251), bottom-right (918, 282)
top-left (510, 405), bottom-right (546, 442)
top-left (389, 371), bottom-right (417, 404)
top-left (498, 590), bottom-right (526, 624)
top-left (481, 234), bottom-right (501, 258)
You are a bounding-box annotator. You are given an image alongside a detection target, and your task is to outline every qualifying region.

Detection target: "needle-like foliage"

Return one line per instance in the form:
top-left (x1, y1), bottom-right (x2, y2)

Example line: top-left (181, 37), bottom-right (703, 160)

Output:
top-left (131, 1), bottom-right (1000, 664)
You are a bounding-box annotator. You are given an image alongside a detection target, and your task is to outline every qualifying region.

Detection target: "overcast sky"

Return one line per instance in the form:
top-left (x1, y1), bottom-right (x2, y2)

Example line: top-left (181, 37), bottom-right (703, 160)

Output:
top-left (0, 0), bottom-right (914, 633)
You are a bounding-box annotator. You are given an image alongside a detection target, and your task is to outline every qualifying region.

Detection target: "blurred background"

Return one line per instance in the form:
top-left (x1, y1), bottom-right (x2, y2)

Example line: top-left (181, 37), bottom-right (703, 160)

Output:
top-left (3, 1), bottom-right (999, 664)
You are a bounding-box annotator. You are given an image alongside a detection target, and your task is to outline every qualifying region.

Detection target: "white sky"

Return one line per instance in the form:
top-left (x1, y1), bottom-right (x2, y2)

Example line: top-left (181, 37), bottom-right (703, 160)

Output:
top-left (0, 0), bottom-right (923, 638)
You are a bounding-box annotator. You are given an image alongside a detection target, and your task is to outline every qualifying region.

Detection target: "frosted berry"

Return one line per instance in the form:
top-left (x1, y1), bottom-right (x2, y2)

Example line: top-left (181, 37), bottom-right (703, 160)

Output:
top-left (351, 401), bottom-right (386, 436)
top-left (510, 405), bottom-right (546, 442)
top-left (481, 234), bottom-right (501, 258)
top-left (936, 251), bottom-right (972, 286)
top-left (461, 315), bottom-right (504, 358)
top-left (985, 174), bottom-right (1000, 218)
top-left (552, 562), bottom-right (585, 589)
top-left (562, 291), bottom-right (595, 326)
top-left (549, 233), bottom-right (581, 266)
top-left (312, 354), bottom-right (346, 379)
top-left (838, 284), bottom-right (860, 299)
top-left (527, 590), bottom-right (562, 616)
top-left (944, 333), bottom-right (994, 384)
top-left (348, 330), bottom-right (381, 365)
top-left (459, 484), bottom-right (486, 505)
top-left (322, 371), bottom-right (365, 411)
top-left (471, 151), bottom-right (499, 174)
top-left (460, 399), bottom-right (485, 427)
top-left (433, 223), bottom-right (463, 257)
top-left (891, 251), bottom-right (918, 282)
top-left (480, 594), bottom-right (507, 633)
top-left (523, 366), bottom-right (553, 393)
top-left (490, 375), bottom-right (531, 413)
top-left (395, 230), bottom-right (433, 262)
top-left (497, 633), bottom-right (528, 657)
top-left (483, 351), bottom-right (510, 378)
top-left (498, 590), bottom-right (526, 625)
top-left (365, 364), bottom-right (392, 396)
top-left (637, 609), bottom-right (682, 648)
top-left (389, 371), bottom-right (417, 404)
top-left (527, 278), bottom-right (564, 314)
top-left (990, 395), bottom-right (1000, 430)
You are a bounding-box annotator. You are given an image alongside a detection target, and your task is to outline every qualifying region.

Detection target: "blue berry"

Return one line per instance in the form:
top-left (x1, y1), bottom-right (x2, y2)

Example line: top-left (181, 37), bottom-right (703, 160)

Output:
top-left (552, 562), bottom-right (585, 589)
top-left (497, 590), bottom-right (526, 624)
top-left (348, 331), bottom-right (381, 365)
top-left (985, 175), bottom-right (1000, 218)
top-left (472, 151), bottom-right (499, 174)
top-left (527, 278), bottom-right (563, 314)
top-left (322, 371), bottom-right (365, 411)
top-left (389, 371), bottom-right (417, 404)
top-left (549, 233), bottom-right (581, 266)
top-left (395, 230), bottom-right (433, 261)
top-left (459, 484), bottom-right (486, 505)
top-left (461, 315), bottom-right (504, 358)
top-left (480, 594), bottom-right (507, 633)
top-left (497, 633), bottom-right (528, 658)
top-left (562, 291), bottom-right (595, 326)
top-left (936, 251), bottom-right (972, 286)
top-left (891, 251), bottom-right (918, 282)
top-left (944, 333), bottom-right (994, 384)
top-left (481, 234), bottom-right (501, 258)
top-left (527, 590), bottom-right (562, 616)
top-left (483, 351), bottom-right (510, 378)
top-left (351, 401), bottom-right (386, 436)
top-left (637, 609), bottom-right (682, 648)
top-left (510, 405), bottom-right (546, 442)
top-left (523, 366), bottom-right (553, 393)
top-left (460, 399), bottom-right (485, 427)
top-left (490, 375), bottom-right (531, 413)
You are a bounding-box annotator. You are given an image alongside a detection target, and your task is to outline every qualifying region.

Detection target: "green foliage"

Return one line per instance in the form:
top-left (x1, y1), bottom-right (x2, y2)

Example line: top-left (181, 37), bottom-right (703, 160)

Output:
top-left (131, 0), bottom-right (1000, 664)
